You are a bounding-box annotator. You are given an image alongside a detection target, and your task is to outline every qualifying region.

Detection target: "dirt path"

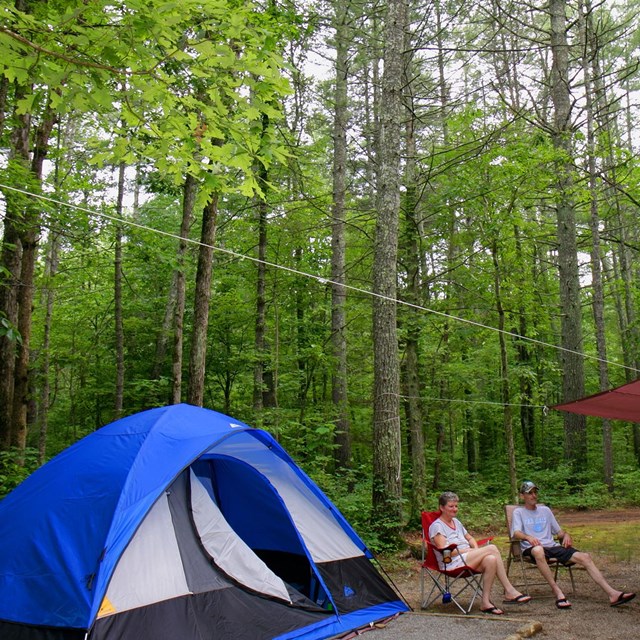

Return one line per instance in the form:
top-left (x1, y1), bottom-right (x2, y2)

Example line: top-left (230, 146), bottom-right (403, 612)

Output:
top-left (388, 508), bottom-right (640, 640)
top-left (556, 507), bottom-right (640, 527)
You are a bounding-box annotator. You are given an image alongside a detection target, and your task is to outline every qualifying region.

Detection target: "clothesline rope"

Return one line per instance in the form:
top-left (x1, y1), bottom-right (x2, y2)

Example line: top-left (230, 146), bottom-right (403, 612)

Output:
top-left (1, 182), bottom-right (638, 379)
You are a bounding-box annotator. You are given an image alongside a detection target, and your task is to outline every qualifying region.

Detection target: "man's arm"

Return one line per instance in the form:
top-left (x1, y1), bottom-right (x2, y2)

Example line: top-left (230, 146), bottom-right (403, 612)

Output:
top-left (556, 529), bottom-right (573, 548)
top-left (512, 528), bottom-right (542, 547)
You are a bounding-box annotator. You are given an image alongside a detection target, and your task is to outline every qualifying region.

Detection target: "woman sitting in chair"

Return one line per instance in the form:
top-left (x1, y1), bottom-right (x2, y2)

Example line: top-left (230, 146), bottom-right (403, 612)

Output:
top-left (430, 491), bottom-right (532, 615)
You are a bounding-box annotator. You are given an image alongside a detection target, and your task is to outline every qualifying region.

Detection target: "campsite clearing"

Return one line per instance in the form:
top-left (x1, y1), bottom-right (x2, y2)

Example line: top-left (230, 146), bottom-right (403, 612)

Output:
top-left (384, 508), bottom-right (640, 640)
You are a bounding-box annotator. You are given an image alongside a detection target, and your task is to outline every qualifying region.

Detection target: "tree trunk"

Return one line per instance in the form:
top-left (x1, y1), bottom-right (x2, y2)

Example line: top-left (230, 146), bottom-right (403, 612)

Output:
top-left (171, 172), bottom-right (197, 404)
top-left (10, 99), bottom-right (56, 451)
top-left (113, 161), bottom-right (126, 418)
top-left (549, 0), bottom-right (586, 476)
top-left (187, 194), bottom-right (218, 407)
top-left (579, 0), bottom-right (613, 490)
top-left (151, 271), bottom-right (177, 382)
top-left (371, 0), bottom-right (406, 539)
top-left (253, 115), bottom-right (270, 421)
top-left (491, 239), bottom-right (517, 499)
top-left (330, 0), bottom-right (351, 470)
top-left (400, 46), bottom-right (426, 522)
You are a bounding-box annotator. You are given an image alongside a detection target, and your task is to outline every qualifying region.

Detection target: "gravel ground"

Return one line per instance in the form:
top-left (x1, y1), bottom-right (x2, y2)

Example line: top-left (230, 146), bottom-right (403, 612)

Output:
top-left (361, 611), bottom-right (536, 640)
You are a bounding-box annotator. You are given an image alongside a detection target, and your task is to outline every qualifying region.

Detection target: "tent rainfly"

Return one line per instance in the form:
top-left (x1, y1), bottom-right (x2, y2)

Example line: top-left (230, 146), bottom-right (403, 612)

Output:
top-left (0, 404), bottom-right (408, 640)
top-left (552, 379), bottom-right (640, 422)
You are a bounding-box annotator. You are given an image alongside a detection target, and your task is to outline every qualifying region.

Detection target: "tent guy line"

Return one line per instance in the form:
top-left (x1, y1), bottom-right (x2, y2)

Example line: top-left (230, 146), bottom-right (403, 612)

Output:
top-left (2, 182), bottom-right (638, 377)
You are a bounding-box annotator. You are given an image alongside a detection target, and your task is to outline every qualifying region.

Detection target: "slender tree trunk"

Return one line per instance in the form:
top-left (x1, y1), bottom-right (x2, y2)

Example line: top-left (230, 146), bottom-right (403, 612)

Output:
top-left (114, 161), bottom-right (126, 418)
top-left (253, 114), bottom-right (270, 421)
top-left (549, 0), bottom-right (586, 476)
top-left (0, 82), bottom-right (30, 451)
top-left (401, 47), bottom-right (426, 522)
top-left (491, 239), bottom-right (517, 499)
top-left (330, 0), bottom-right (351, 470)
top-left (187, 194), bottom-right (218, 406)
top-left (294, 247), bottom-right (309, 425)
top-left (11, 100), bottom-right (55, 451)
top-left (580, 0), bottom-right (613, 490)
top-left (37, 121), bottom-right (64, 462)
top-left (371, 0), bottom-right (406, 539)
top-left (171, 173), bottom-right (197, 404)
top-left (513, 226), bottom-right (536, 456)
top-left (151, 272), bottom-right (177, 381)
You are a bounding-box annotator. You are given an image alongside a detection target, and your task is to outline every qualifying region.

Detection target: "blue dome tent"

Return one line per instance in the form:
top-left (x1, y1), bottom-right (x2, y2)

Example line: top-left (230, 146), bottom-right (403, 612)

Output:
top-left (0, 404), bottom-right (407, 640)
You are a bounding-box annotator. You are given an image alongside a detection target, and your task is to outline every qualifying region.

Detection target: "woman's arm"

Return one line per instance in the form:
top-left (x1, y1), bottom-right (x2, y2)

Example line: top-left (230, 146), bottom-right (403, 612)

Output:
top-left (465, 532), bottom-right (478, 549)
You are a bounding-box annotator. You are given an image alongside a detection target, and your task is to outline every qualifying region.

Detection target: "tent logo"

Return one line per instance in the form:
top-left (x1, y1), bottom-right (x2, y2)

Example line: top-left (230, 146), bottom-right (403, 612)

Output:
top-left (343, 585), bottom-right (356, 598)
top-left (229, 423), bottom-right (244, 428)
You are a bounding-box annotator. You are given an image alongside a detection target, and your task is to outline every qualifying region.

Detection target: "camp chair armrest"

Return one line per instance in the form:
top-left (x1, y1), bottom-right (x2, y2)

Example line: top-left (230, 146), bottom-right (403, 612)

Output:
top-left (425, 541), bottom-right (457, 555)
top-left (477, 536), bottom-right (493, 546)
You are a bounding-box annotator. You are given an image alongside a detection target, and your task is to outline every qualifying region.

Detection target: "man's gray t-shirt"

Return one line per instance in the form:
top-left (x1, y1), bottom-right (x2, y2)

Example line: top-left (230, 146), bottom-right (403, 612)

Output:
top-left (511, 505), bottom-right (561, 550)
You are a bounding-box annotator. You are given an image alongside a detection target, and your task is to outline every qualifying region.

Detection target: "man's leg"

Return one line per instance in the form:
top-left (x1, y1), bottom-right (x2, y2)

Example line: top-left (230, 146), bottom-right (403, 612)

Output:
top-left (570, 551), bottom-right (631, 604)
top-left (528, 546), bottom-right (569, 604)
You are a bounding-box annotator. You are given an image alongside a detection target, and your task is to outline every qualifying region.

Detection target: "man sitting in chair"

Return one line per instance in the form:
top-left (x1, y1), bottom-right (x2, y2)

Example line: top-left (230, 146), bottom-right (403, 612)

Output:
top-left (511, 480), bottom-right (636, 610)
top-left (430, 491), bottom-right (531, 615)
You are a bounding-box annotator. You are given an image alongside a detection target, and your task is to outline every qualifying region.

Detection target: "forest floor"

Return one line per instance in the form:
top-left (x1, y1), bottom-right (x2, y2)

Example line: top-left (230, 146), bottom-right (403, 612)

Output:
top-left (381, 508), bottom-right (640, 640)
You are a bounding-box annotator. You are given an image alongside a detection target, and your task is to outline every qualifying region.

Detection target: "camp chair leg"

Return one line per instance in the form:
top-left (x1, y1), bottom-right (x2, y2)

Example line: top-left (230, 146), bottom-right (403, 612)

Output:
top-left (449, 574), bottom-right (482, 614)
top-left (420, 570), bottom-right (446, 610)
top-left (553, 562), bottom-right (577, 594)
top-left (420, 568), bottom-right (482, 614)
top-left (506, 546), bottom-right (530, 593)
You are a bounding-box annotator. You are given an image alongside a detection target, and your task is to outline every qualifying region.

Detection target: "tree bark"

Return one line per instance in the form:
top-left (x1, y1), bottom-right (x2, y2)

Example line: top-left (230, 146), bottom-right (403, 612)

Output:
top-left (253, 114), bottom-right (270, 421)
top-left (113, 161), bottom-right (126, 418)
top-left (187, 194), bottom-right (218, 407)
top-left (400, 43), bottom-right (426, 522)
top-left (579, 0), bottom-right (613, 490)
top-left (171, 173), bottom-right (197, 404)
top-left (10, 99), bottom-right (56, 451)
top-left (491, 239), bottom-right (517, 499)
top-left (371, 0), bottom-right (406, 539)
top-left (330, 0), bottom-right (351, 470)
top-left (549, 0), bottom-right (586, 475)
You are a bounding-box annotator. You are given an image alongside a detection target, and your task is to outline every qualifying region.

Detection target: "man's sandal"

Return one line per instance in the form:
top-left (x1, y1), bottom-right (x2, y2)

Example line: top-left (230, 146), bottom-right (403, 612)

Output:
top-left (556, 598), bottom-right (572, 609)
top-left (610, 592), bottom-right (636, 607)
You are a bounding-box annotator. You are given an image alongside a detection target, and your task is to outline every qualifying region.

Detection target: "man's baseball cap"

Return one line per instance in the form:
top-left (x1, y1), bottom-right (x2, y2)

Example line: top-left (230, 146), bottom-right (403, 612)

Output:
top-left (520, 480), bottom-right (538, 494)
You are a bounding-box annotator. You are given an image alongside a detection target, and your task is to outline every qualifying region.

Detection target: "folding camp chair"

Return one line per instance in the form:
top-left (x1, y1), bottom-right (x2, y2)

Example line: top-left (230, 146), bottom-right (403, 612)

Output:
top-left (420, 510), bottom-right (492, 614)
top-left (504, 505), bottom-right (576, 594)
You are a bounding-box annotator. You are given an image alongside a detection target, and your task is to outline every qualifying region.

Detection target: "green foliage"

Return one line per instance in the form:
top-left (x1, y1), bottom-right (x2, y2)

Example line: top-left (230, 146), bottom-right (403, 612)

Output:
top-left (0, 314), bottom-right (22, 343)
top-left (0, 448), bottom-right (40, 499)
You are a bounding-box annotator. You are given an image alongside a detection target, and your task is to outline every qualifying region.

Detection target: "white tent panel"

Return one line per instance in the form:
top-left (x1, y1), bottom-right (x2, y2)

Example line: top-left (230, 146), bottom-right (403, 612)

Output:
top-left (190, 470), bottom-right (292, 603)
top-left (99, 493), bottom-right (190, 617)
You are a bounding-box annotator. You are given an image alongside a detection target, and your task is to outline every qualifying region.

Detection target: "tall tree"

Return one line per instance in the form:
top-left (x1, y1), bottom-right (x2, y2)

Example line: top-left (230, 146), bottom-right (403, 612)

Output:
top-left (548, 0), bottom-right (587, 475)
top-left (371, 0), bottom-right (407, 539)
top-left (330, 0), bottom-right (352, 470)
top-left (579, 0), bottom-right (613, 489)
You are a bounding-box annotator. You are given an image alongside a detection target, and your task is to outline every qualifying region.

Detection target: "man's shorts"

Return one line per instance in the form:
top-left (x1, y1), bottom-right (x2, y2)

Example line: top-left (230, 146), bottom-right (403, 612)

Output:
top-left (523, 544), bottom-right (577, 565)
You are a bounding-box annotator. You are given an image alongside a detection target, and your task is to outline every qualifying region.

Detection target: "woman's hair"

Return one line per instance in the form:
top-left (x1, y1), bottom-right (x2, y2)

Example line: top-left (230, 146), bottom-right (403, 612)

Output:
top-left (438, 491), bottom-right (459, 507)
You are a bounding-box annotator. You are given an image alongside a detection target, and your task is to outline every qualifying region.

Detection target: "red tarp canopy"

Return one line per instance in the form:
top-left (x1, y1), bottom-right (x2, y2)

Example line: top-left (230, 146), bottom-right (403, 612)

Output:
top-left (552, 379), bottom-right (640, 422)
